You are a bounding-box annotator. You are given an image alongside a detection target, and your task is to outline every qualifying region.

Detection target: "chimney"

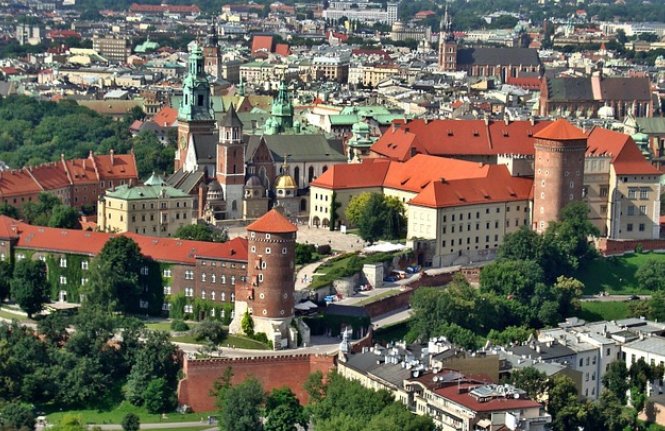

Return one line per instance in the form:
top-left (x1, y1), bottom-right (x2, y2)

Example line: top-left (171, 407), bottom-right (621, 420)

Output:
top-left (110, 149), bottom-right (115, 165)
top-left (198, 184), bottom-right (206, 218)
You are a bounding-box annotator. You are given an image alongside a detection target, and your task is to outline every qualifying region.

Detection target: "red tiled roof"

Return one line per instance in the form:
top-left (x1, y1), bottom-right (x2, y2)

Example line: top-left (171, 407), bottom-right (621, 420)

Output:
top-left (586, 127), bottom-right (661, 175)
top-left (94, 153), bottom-right (138, 180)
top-left (251, 35), bottom-right (274, 53)
top-left (383, 155), bottom-right (489, 193)
top-left (129, 3), bottom-right (200, 13)
top-left (409, 165), bottom-right (533, 209)
top-left (151, 106), bottom-right (178, 127)
top-left (371, 120), bottom-right (553, 160)
top-left (0, 216), bottom-right (248, 264)
top-left (28, 162), bottom-right (70, 190)
top-left (47, 29), bottom-right (81, 39)
top-left (0, 170), bottom-right (42, 198)
top-left (506, 76), bottom-right (541, 90)
top-left (435, 383), bottom-right (541, 413)
top-left (247, 209), bottom-right (297, 233)
top-left (534, 119), bottom-right (587, 141)
top-left (311, 158), bottom-right (391, 189)
top-left (275, 43), bottom-right (290, 57)
top-left (415, 10), bottom-right (436, 18)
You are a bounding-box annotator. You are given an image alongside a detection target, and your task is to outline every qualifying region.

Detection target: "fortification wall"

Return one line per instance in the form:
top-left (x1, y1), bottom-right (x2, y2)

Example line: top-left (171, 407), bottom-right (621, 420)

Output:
top-left (178, 353), bottom-right (335, 412)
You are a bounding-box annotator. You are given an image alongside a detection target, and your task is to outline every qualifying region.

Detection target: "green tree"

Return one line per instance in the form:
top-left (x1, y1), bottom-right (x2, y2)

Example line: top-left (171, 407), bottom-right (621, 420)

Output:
top-left (303, 370), bottom-right (326, 403)
top-left (498, 227), bottom-right (541, 261)
top-left (241, 310), bottom-right (254, 337)
top-left (10, 259), bottom-right (49, 318)
top-left (125, 331), bottom-right (179, 406)
top-left (345, 192), bottom-right (372, 226)
top-left (48, 205), bottom-right (80, 229)
top-left (357, 193), bottom-right (386, 244)
top-left (217, 377), bottom-right (265, 431)
top-left (0, 402), bottom-right (36, 431)
top-left (22, 192), bottom-right (62, 226)
top-left (83, 236), bottom-right (143, 313)
top-left (121, 413), bottom-right (140, 431)
top-left (0, 260), bottom-right (11, 302)
top-left (37, 312), bottom-right (70, 345)
top-left (548, 374), bottom-right (580, 431)
top-left (193, 320), bottom-right (227, 345)
top-left (295, 243), bottom-right (316, 265)
top-left (487, 326), bottom-right (533, 346)
top-left (175, 224), bottom-right (227, 242)
top-left (636, 258), bottom-right (665, 291)
top-left (264, 388), bottom-right (307, 431)
top-left (502, 367), bottom-right (549, 400)
top-left (480, 259), bottom-right (544, 302)
top-left (143, 377), bottom-right (176, 413)
top-left (329, 192), bottom-right (341, 231)
top-left (0, 202), bottom-right (19, 218)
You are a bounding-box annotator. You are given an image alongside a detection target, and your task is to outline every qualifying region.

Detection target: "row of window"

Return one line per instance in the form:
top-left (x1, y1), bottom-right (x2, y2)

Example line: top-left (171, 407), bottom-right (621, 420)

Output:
top-left (626, 205), bottom-right (647, 216)
top-left (108, 201), bottom-right (189, 210)
top-left (59, 276), bottom-right (88, 285)
top-left (181, 287), bottom-right (235, 301)
top-left (442, 206), bottom-right (525, 223)
top-left (250, 246), bottom-right (288, 255)
top-left (442, 234), bottom-right (501, 248)
top-left (628, 188), bottom-right (650, 200)
top-left (442, 219), bottom-right (527, 234)
top-left (626, 223), bottom-right (646, 232)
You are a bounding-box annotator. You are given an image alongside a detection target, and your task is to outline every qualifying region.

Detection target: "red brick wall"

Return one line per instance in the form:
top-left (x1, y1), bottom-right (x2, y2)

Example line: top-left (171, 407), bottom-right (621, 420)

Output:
top-left (597, 238), bottom-right (665, 256)
top-left (177, 353), bottom-right (336, 411)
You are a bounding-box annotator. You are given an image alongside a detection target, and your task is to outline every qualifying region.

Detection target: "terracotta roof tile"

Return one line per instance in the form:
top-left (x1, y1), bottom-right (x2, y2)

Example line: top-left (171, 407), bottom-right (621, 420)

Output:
top-left (0, 170), bottom-right (42, 197)
top-left (586, 127), bottom-right (661, 175)
top-left (151, 106), bottom-right (178, 127)
top-left (533, 119), bottom-right (587, 141)
top-left (94, 153), bottom-right (138, 180)
top-left (247, 209), bottom-right (297, 233)
top-left (310, 159), bottom-right (391, 189)
top-left (409, 165), bottom-right (533, 208)
top-left (383, 155), bottom-right (489, 193)
top-left (28, 162), bottom-right (70, 190)
top-left (0, 216), bottom-right (247, 264)
top-left (252, 35), bottom-right (274, 53)
top-left (275, 43), bottom-right (290, 57)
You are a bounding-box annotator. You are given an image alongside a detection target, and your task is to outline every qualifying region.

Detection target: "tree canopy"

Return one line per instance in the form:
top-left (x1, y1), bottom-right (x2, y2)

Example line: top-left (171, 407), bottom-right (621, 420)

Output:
top-left (347, 193), bottom-right (406, 243)
top-left (10, 259), bottom-right (49, 318)
top-left (175, 223), bottom-right (227, 242)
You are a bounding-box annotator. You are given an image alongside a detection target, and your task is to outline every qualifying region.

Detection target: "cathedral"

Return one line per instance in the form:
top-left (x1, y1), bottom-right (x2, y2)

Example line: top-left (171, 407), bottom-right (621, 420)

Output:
top-left (169, 37), bottom-right (345, 223)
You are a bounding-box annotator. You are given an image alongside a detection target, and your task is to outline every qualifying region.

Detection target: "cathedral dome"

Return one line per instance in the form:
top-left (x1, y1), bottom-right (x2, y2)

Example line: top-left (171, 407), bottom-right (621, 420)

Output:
top-left (274, 174), bottom-right (297, 190)
top-left (245, 175), bottom-right (263, 188)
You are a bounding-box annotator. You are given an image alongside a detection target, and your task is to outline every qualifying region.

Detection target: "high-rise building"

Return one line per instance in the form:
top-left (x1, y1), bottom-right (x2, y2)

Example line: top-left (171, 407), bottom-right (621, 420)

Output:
top-left (92, 35), bottom-right (131, 63)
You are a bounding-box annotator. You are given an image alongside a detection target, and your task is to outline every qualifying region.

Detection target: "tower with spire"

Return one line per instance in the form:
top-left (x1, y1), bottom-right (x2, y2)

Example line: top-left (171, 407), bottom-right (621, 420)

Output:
top-left (203, 18), bottom-right (221, 80)
top-left (217, 104), bottom-right (245, 219)
top-left (267, 80), bottom-right (294, 133)
top-left (438, 4), bottom-right (457, 72)
top-left (175, 43), bottom-right (216, 171)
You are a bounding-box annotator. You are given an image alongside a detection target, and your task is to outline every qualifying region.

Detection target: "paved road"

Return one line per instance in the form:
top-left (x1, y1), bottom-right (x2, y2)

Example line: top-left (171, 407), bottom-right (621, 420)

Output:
top-left (372, 308), bottom-right (412, 329)
top-left (89, 421), bottom-right (216, 430)
top-left (581, 294), bottom-right (650, 302)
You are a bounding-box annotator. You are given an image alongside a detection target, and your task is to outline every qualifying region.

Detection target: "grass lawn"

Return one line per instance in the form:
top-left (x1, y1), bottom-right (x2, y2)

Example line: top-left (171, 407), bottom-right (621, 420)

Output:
top-left (144, 427), bottom-right (211, 431)
top-left (574, 252), bottom-right (665, 295)
top-left (46, 401), bottom-right (211, 425)
top-left (575, 301), bottom-right (631, 322)
top-left (171, 332), bottom-right (268, 350)
top-left (0, 307), bottom-right (30, 322)
top-left (355, 289), bottom-right (401, 306)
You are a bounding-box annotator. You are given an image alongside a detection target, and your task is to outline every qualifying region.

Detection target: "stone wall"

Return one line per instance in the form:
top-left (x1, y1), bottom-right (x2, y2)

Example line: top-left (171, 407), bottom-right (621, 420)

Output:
top-left (177, 353), bottom-right (336, 412)
top-left (596, 238), bottom-right (665, 256)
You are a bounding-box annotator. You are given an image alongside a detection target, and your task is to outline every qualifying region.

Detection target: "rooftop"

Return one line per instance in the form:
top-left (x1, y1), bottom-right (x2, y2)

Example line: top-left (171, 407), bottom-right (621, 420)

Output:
top-left (246, 209), bottom-right (297, 234)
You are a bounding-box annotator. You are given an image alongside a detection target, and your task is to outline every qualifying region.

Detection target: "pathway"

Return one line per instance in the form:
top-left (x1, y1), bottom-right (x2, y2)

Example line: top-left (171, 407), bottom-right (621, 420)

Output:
top-left (89, 422), bottom-right (216, 430)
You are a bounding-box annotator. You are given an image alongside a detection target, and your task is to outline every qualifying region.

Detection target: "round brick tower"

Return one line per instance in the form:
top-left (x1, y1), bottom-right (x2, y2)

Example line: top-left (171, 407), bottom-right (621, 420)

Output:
top-left (532, 119), bottom-right (587, 233)
top-left (230, 208), bottom-right (297, 349)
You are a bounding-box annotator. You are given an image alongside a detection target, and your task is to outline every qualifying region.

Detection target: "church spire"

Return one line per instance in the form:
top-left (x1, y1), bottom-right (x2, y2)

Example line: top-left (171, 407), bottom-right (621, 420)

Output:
top-left (178, 43), bottom-right (214, 122)
top-left (270, 80), bottom-right (294, 132)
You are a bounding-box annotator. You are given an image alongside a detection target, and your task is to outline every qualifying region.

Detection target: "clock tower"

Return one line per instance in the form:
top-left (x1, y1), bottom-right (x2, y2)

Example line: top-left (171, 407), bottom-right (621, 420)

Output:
top-left (175, 43), bottom-right (216, 172)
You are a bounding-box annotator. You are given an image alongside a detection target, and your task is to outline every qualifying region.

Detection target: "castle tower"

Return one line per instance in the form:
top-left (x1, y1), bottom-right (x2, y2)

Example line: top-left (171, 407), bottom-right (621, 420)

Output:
top-left (230, 209), bottom-right (297, 349)
top-left (217, 104), bottom-right (245, 219)
top-left (532, 119), bottom-right (587, 233)
top-left (270, 80), bottom-right (294, 132)
top-left (437, 5), bottom-right (457, 72)
top-left (175, 44), bottom-right (216, 171)
top-left (243, 175), bottom-right (269, 219)
top-left (203, 19), bottom-right (221, 80)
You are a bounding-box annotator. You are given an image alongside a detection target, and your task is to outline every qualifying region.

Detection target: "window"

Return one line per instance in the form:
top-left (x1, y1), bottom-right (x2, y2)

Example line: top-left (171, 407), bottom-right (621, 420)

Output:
top-left (81, 261), bottom-right (89, 270)
top-left (639, 223), bottom-right (645, 232)
top-left (265, 247), bottom-right (271, 254)
top-left (231, 276), bottom-right (236, 285)
top-left (59, 276), bottom-right (67, 285)
top-left (201, 290), bottom-right (206, 299)
top-left (184, 304), bottom-right (193, 313)
top-left (600, 186), bottom-right (609, 197)
top-left (221, 275), bottom-right (226, 284)
top-left (221, 292), bottom-right (226, 302)
top-left (601, 205), bottom-right (607, 215)
top-left (185, 270), bottom-right (194, 280)
top-left (163, 269), bottom-right (172, 278)
top-left (211, 291), bottom-right (216, 300)
top-left (39, 255), bottom-right (46, 262)
top-left (163, 286), bottom-right (171, 295)
top-left (628, 188), bottom-right (638, 199)
top-left (640, 188), bottom-right (649, 200)
top-left (639, 205), bottom-right (646, 215)
top-left (140, 266), bottom-right (149, 276)
top-left (16, 253), bottom-right (25, 261)
top-left (81, 278), bottom-right (88, 285)
top-left (579, 358), bottom-right (583, 367)
top-left (282, 247), bottom-right (288, 254)
top-left (231, 293), bottom-right (235, 302)
top-left (201, 273), bottom-right (206, 283)
top-left (211, 274), bottom-right (216, 283)
top-left (628, 206), bottom-right (635, 216)
top-left (60, 257), bottom-right (67, 268)
top-left (627, 223), bottom-right (633, 232)
top-left (185, 287), bottom-right (194, 297)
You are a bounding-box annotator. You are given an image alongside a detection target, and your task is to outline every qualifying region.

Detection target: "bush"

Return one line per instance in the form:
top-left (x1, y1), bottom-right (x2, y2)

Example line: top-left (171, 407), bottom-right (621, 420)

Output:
top-left (170, 319), bottom-right (189, 332)
top-left (193, 320), bottom-right (227, 345)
